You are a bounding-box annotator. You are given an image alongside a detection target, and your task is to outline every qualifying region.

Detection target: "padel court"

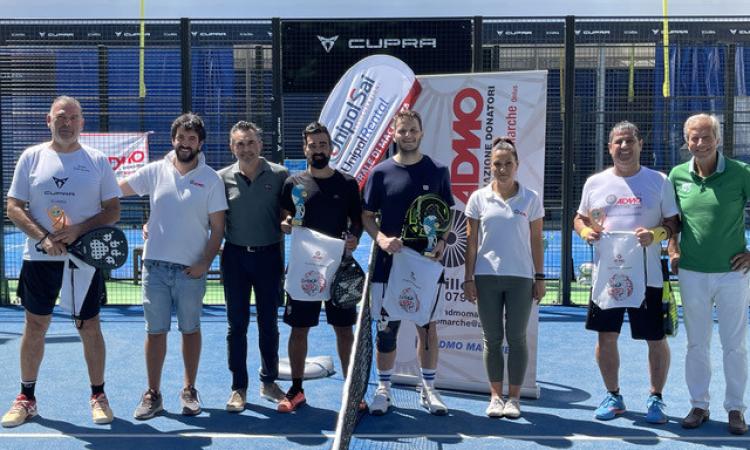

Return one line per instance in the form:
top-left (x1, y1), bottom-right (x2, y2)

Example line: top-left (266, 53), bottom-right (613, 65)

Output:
top-left (0, 306), bottom-right (747, 449)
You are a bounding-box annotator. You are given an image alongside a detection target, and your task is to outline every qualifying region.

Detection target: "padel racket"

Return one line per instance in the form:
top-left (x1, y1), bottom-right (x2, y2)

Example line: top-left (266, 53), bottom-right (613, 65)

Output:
top-left (37, 226), bottom-right (129, 270)
top-left (661, 258), bottom-right (679, 337)
top-left (401, 193), bottom-right (451, 256)
top-left (330, 254), bottom-right (365, 309)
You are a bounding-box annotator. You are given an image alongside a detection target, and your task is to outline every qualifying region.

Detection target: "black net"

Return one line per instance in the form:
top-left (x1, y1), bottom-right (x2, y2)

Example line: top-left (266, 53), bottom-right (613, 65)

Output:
top-left (331, 242), bottom-right (376, 450)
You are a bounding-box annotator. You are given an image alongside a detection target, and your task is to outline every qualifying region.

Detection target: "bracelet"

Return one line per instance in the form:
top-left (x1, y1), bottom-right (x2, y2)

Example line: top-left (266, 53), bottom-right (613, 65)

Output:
top-left (534, 273), bottom-right (545, 280)
top-left (34, 232), bottom-right (50, 252)
top-left (580, 227), bottom-right (594, 240)
top-left (649, 226), bottom-right (669, 243)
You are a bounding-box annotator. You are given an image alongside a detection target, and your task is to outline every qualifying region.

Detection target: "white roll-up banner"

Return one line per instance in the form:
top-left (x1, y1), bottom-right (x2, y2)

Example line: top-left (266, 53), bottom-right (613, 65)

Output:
top-left (319, 55), bottom-right (421, 188)
top-left (318, 55), bottom-right (548, 397)
top-left (392, 71), bottom-right (548, 398)
top-left (80, 132), bottom-right (150, 180)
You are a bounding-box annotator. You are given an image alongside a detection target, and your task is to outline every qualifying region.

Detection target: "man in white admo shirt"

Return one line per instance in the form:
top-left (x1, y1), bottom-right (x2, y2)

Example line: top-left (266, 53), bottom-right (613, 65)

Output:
top-left (120, 113), bottom-right (227, 420)
top-left (574, 121), bottom-right (679, 424)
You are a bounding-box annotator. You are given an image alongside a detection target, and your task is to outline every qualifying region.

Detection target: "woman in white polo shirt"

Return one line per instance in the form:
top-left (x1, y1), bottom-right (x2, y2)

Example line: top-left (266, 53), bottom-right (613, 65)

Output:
top-left (463, 136), bottom-right (545, 419)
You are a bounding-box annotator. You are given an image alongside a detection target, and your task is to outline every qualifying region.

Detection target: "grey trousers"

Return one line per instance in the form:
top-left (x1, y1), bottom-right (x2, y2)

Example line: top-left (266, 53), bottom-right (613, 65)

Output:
top-left (475, 275), bottom-right (533, 385)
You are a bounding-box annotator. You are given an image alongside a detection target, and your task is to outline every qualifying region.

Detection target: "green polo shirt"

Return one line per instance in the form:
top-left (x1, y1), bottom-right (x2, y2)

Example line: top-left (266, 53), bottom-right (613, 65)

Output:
top-left (669, 153), bottom-right (750, 272)
top-left (218, 158), bottom-right (289, 247)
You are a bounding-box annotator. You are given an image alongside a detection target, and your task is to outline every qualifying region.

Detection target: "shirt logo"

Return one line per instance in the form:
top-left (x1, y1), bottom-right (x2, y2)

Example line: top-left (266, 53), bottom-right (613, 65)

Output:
top-left (605, 194), bottom-right (617, 205)
top-left (53, 176), bottom-right (68, 189)
top-left (189, 180), bottom-right (205, 188)
top-left (614, 196), bottom-right (641, 206)
top-left (681, 183), bottom-right (693, 193)
top-left (422, 185), bottom-right (430, 191)
top-left (513, 209), bottom-right (528, 217)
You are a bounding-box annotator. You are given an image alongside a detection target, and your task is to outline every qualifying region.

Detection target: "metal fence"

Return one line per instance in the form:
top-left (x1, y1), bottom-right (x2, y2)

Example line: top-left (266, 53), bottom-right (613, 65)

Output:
top-left (2, 16), bottom-right (749, 306)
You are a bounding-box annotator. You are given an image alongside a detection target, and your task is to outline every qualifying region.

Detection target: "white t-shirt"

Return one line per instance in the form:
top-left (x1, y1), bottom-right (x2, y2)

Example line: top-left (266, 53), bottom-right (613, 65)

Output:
top-left (7, 143), bottom-right (120, 261)
top-left (125, 151), bottom-right (228, 267)
top-left (465, 183), bottom-right (544, 278)
top-left (577, 167), bottom-right (679, 288)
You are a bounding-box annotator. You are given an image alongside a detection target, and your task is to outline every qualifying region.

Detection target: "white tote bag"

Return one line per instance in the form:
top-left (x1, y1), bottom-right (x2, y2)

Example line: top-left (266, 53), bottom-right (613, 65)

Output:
top-left (284, 226), bottom-right (345, 301)
top-left (59, 254), bottom-right (96, 318)
top-left (383, 247), bottom-right (444, 326)
top-left (591, 231), bottom-right (646, 310)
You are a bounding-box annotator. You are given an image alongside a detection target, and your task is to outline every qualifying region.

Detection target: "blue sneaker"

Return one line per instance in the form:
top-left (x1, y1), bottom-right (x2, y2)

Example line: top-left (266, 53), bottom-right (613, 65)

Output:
top-left (645, 395), bottom-right (668, 424)
top-left (595, 392), bottom-right (626, 420)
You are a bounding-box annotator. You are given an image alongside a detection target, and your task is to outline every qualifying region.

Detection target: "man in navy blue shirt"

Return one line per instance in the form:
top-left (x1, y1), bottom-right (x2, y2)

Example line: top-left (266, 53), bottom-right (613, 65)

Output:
top-left (362, 110), bottom-right (454, 416)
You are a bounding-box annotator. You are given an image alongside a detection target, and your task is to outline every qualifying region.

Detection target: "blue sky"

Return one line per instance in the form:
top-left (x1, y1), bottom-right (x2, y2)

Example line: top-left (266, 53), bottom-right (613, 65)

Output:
top-left (4, 0), bottom-right (750, 18)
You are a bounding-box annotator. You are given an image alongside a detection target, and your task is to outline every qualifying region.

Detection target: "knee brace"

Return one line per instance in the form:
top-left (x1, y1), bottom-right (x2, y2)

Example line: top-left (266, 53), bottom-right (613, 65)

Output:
top-left (376, 320), bottom-right (401, 353)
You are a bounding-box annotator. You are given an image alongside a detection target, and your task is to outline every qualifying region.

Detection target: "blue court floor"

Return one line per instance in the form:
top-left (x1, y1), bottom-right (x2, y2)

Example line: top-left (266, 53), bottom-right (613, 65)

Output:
top-left (0, 305), bottom-right (748, 449)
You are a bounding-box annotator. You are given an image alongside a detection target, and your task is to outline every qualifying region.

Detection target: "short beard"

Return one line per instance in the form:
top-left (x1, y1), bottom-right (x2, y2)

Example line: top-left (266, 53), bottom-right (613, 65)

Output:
top-left (176, 148), bottom-right (199, 163)
top-left (310, 155), bottom-right (330, 169)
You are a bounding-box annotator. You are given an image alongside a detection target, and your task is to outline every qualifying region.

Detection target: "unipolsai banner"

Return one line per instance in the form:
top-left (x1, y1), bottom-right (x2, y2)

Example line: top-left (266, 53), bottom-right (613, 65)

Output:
top-left (319, 55), bottom-right (421, 189)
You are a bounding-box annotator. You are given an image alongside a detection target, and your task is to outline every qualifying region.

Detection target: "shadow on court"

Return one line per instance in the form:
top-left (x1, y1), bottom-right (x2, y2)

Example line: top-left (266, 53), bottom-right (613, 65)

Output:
top-left (0, 305), bottom-right (747, 449)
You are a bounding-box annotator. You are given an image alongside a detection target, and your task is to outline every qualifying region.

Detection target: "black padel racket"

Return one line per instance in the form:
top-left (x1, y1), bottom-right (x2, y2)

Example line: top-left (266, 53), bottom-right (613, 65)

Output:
top-left (70, 226), bottom-right (128, 270)
top-left (330, 255), bottom-right (365, 309)
top-left (38, 226), bottom-right (129, 270)
top-left (401, 193), bottom-right (451, 254)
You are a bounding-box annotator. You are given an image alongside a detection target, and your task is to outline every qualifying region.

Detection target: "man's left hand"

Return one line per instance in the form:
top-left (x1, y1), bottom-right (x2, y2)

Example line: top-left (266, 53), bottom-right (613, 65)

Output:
top-left (730, 251), bottom-right (750, 274)
top-left (185, 261), bottom-right (210, 279)
top-left (50, 223), bottom-right (85, 245)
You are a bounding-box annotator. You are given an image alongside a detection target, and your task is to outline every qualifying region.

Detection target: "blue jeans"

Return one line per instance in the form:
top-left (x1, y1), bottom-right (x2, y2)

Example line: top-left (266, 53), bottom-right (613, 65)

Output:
top-left (222, 242), bottom-right (283, 389)
top-left (142, 259), bottom-right (206, 334)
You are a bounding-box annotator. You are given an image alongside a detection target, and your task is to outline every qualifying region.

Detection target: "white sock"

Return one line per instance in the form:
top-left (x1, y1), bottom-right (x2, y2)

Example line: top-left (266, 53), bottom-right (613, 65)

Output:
top-left (421, 368), bottom-right (436, 389)
top-left (377, 369), bottom-right (392, 390)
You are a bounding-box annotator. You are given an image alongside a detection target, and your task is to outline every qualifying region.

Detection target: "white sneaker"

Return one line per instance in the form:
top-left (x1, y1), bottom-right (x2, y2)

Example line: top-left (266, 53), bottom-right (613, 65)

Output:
top-left (369, 387), bottom-right (391, 416)
top-left (420, 386), bottom-right (448, 416)
top-left (503, 398), bottom-right (521, 419)
top-left (486, 397), bottom-right (504, 418)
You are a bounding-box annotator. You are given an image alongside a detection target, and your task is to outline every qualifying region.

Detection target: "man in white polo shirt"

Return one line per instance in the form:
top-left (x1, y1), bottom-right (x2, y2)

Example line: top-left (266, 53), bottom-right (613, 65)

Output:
top-left (574, 121), bottom-right (679, 424)
top-left (120, 113), bottom-right (227, 420)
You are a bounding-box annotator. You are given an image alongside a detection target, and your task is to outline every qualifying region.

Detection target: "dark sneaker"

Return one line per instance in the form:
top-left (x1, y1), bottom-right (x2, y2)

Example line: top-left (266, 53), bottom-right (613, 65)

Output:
top-left (134, 389), bottom-right (163, 420)
top-left (277, 390), bottom-right (306, 413)
top-left (180, 386), bottom-right (201, 416)
top-left (729, 410), bottom-right (748, 435)
top-left (1, 395), bottom-right (37, 428)
top-left (681, 407), bottom-right (709, 429)
top-left (260, 382), bottom-right (285, 403)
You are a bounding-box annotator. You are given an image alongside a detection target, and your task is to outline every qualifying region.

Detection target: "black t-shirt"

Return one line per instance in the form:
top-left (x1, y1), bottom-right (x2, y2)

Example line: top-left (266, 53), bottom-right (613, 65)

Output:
top-left (281, 170), bottom-right (363, 239)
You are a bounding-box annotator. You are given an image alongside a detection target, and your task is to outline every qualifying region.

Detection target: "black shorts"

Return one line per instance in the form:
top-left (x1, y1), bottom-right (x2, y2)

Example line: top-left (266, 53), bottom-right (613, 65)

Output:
top-left (585, 286), bottom-right (664, 340)
top-left (283, 295), bottom-right (357, 328)
top-left (17, 260), bottom-right (105, 320)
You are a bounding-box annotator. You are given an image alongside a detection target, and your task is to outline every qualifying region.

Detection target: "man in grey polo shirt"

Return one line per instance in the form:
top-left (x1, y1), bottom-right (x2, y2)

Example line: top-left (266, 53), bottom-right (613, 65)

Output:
top-left (219, 121), bottom-right (289, 412)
